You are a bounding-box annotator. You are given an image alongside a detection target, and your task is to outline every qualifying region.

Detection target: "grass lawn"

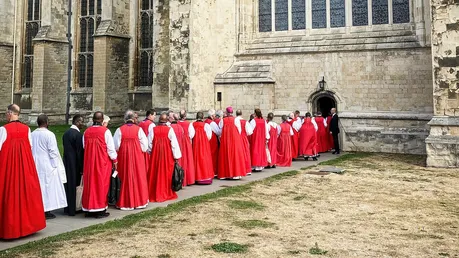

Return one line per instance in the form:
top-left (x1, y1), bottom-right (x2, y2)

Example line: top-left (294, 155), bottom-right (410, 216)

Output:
top-left (1, 153), bottom-right (458, 258)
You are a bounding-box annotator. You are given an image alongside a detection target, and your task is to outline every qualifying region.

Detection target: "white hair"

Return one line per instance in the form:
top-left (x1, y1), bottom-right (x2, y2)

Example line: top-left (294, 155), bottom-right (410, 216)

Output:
top-left (208, 109), bottom-right (216, 117)
top-left (216, 110), bottom-right (224, 118)
top-left (103, 115), bottom-right (110, 123)
top-left (124, 110), bottom-right (135, 122)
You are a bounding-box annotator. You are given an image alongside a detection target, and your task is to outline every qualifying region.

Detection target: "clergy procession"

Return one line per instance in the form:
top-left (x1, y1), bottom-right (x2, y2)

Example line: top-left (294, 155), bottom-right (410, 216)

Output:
top-left (0, 104), bottom-right (340, 240)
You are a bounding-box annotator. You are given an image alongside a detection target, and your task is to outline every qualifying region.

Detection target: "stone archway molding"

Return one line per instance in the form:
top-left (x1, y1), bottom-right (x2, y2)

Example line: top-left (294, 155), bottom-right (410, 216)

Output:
top-left (306, 89), bottom-right (344, 111)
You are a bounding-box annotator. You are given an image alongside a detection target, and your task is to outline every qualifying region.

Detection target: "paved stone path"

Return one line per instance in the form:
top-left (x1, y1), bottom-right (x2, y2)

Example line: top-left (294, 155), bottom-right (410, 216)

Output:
top-left (0, 153), bottom-right (338, 251)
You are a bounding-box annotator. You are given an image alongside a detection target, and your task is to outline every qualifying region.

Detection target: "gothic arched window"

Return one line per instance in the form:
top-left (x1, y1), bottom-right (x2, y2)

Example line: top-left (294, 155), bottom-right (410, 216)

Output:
top-left (139, 0), bottom-right (154, 87)
top-left (330, 0), bottom-right (346, 27)
top-left (372, 0), bottom-right (389, 24)
top-left (352, 0), bottom-right (368, 26)
top-left (23, 0), bottom-right (41, 89)
top-left (393, 0), bottom-right (410, 23)
top-left (292, 0), bottom-right (306, 30)
top-left (275, 0), bottom-right (289, 31)
top-left (312, 0), bottom-right (326, 28)
top-left (78, 0), bottom-right (101, 88)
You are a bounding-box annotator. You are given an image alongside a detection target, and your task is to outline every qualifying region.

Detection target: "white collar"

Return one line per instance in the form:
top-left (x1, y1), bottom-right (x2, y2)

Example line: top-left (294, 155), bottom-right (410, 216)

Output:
top-left (70, 125), bottom-right (80, 132)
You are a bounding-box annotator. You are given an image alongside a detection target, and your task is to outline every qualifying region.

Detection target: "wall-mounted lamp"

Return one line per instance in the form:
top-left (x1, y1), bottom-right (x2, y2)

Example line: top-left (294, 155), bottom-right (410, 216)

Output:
top-left (318, 76), bottom-right (326, 91)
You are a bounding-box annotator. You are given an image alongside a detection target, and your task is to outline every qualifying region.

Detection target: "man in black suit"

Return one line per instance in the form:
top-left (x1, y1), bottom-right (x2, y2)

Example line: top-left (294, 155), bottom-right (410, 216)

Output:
top-left (63, 114), bottom-right (85, 216)
top-left (329, 108), bottom-right (340, 154)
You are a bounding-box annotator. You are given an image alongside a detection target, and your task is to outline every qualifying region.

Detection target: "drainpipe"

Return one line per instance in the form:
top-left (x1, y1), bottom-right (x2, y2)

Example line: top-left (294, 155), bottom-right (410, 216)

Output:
top-left (11, 0), bottom-right (17, 103)
top-left (65, 0), bottom-right (72, 124)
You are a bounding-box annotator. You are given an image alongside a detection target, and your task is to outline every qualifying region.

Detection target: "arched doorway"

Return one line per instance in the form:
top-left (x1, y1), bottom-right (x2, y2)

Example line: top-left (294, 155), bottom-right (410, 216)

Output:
top-left (313, 93), bottom-right (337, 117)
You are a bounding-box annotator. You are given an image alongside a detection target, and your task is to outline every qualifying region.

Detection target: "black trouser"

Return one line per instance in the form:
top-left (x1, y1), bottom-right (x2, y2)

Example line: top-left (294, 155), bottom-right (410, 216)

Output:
top-left (332, 132), bottom-right (340, 153)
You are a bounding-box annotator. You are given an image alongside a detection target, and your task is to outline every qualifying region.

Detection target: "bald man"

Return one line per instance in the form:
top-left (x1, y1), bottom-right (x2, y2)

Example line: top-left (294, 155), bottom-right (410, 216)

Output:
top-left (0, 104), bottom-right (46, 239)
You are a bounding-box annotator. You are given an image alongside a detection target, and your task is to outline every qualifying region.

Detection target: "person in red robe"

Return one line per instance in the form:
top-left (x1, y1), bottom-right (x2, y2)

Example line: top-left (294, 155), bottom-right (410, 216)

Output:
top-left (191, 112), bottom-right (214, 184)
top-left (277, 115), bottom-right (294, 167)
top-left (147, 113), bottom-right (182, 202)
top-left (205, 109), bottom-right (220, 177)
top-left (113, 110), bottom-right (149, 210)
top-left (299, 113), bottom-right (319, 161)
top-left (0, 104), bottom-right (46, 239)
top-left (287, 112), bottom-right (301, 159)
top-left (178, 110), bottom-right (196, 186)
top-left (168, 112), bottom-right (185, 184)
top-left (218, 107), bottom-right (246, 179)
top-left (139, 109), bottom-right (156, 178)
top-left (249, 108), bottom-right (270, 172)
top-left (82, 112), bottom-right (118, 218)
top-left (236, 109), bottom-right (253, 175)
top-left (314, 111), bottom-right (329, 153)
top-left (266, 112), bottom-right (280, 168)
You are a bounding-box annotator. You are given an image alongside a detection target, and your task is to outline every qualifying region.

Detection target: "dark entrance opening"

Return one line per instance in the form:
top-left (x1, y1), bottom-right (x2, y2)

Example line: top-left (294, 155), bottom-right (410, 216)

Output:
top-left (315, 95), bottom-right (336, 117)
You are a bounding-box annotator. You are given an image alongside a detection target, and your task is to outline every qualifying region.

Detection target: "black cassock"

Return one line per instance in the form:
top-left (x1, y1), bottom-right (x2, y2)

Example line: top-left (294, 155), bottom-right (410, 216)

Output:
top-left (63, 127), bottom-right (84, 216)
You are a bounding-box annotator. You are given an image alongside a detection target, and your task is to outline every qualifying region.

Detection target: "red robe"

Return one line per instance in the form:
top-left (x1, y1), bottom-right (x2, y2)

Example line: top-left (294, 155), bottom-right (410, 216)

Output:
top-left (148, 125), bottom-right (177, 202)
top-left (288, 118), bottom-right (299, 159)
top-left (277, 122), bottom-right (293, 167)
top-left (315, 116), bottom-right (329, 153)
top-left (139, 119), bottom-right (153, 177)
top-left (205, 118), bottom-right (219, 176)
top-left (240, 119), bottom-right (252, 173)
top-left (250, 118), bottom-right (268, 168)
top-left (0, 122), bottom-right (46, 239)
top-left (192, 122), bottom-right (214, 184)
top-left (82, 126), bottom-right (113, 211)
top-left (299, 118), bottom-right (318, 157)
top-left (218, 116), bottom-right (246, 179)
top-left (267, 122), bottom-right (278, 166)
top-left (170, 123), bottom-right (184, 171)
top-left (178, 120), bottom-right (196, 186)
top-left (116, 124), bottom-right (149, 209)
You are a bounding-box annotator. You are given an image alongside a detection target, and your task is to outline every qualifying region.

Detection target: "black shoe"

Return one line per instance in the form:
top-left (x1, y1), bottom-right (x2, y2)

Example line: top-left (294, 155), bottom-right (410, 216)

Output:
top-left (304, 156), bottom-right (309, 161)
top-left (271, 165), bottom-right (276, 169)
top-left (265, 166), bottom-right (271, 169)
top-left (332, 151), bottom-right (336, 154)
top-left (45, 212), bottom-right (56, 220)
top-left (312, 157), bottom-right (318, 161)
top-left (95, 211), bottom-right (110, 219)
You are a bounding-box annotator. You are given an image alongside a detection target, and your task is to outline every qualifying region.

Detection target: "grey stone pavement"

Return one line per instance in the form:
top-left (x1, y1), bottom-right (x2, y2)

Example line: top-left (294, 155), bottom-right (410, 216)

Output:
top-left (0, 153), bottom-right (338, 251)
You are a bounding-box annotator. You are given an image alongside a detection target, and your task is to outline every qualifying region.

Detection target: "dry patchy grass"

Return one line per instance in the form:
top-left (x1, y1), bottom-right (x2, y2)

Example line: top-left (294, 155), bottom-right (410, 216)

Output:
top-left (9, 154), bottom-right (459, 257)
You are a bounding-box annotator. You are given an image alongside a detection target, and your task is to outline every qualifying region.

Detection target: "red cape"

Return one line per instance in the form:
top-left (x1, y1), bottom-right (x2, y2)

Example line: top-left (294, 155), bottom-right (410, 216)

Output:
top-left (148, 126), bottom-right (177, 202)
top-left (250, 118), bottom-right (268, 167)
top-left (139, 119), bottom-right (152, 178)
top-left (192, 122), bottom-right (214, 183)
top-left (116, 124), bottom-right (149, 209)
top-left (205, 118), bottom-right (219, 175)
top-left (170, 124), bottom-right (186, 186)
top-left (0, 122), bottom-right (46, 239)
top-left (315, 117), bottom-right (329, 153)
top-left (299, 118), bottom-right (318, 156)
top-left (240, 119), bottom-right (252, 173)
top-left (267, 122), bottom-right (278, 166)
top-left (218, 117), bottom-right (246, 178)
top-left (288, 119), bottom-right (299, 158)
top-left (177, 121), bottom-right (196, 186)
top-left (82, 126), bottom-right (112, 211)
top-left (277, 123), bottom-right (293, 167)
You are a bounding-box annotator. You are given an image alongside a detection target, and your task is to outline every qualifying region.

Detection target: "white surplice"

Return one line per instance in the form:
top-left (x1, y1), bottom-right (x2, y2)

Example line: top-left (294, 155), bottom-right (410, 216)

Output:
top-left (147, 125), bottom-right (182, 159)
top-left (31, 128), bottom-right (68, 212)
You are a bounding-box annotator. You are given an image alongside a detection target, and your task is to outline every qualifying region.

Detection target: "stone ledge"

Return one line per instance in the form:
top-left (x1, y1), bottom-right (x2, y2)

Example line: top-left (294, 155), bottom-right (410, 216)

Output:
top-left (339, 111), bottom-right (433, 121)
top-left (425, 135), bottom-right (459, 144)
top-left (33, 26), bottom-right (68, 43)
top-left (215, 60), bottom-right (275, 84)
top-left (427, 116), bottom-right (459, 126)
top-left (0, 42), bottom-right (13, 47)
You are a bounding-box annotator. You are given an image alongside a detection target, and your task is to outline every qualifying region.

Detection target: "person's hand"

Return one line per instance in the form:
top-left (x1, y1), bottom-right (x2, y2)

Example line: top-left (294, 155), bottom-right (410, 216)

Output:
top-left (113, 162), bottom-right (118, 170)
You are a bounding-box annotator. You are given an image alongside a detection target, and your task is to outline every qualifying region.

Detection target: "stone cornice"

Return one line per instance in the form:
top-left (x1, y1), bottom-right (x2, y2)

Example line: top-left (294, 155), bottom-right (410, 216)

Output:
top-left (428, 116), bottom-right (459, 126)
top-left (339, 111), bottom-right (433, 121)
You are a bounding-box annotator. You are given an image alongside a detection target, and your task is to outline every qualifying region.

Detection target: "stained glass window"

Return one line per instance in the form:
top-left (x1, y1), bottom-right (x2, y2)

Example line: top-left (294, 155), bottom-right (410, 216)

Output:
top-left (139, 0), bottom-right (154, 87)
top-left (352, 0), bottom-right (368, 26)
top-left (23, 0), bottom-right (40, 88)
top-left (275, 0), bottom-right (288, 31)
top-left (259, 0), bottom-right (272, 32)
top-left (372, 0), bottom-right (388, 24)
top-left (312, 0), bottom-right (326, 29)
top-left (292, 0), bottom-right (306, 30)
top-left (393, 0), bottom-right (410, 23)
top-left (78, 0), bottom-right (101, 88)
top-left (330, 0), bottom-right (345, 27)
